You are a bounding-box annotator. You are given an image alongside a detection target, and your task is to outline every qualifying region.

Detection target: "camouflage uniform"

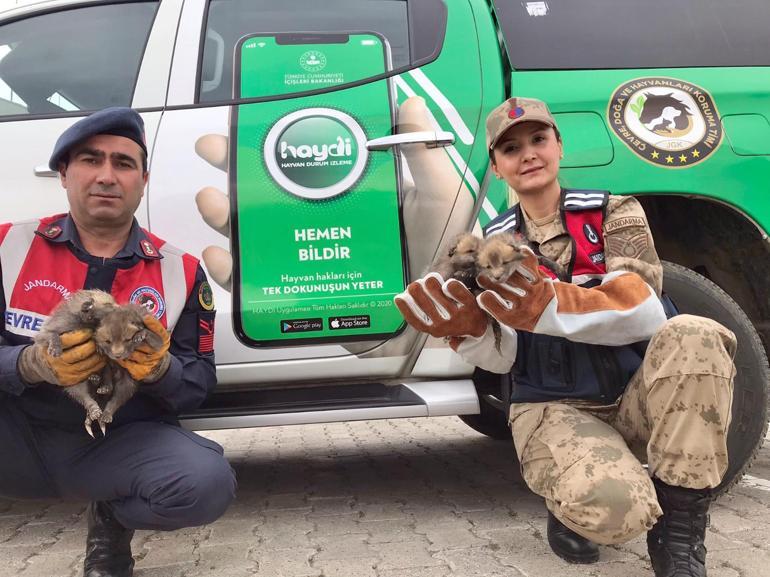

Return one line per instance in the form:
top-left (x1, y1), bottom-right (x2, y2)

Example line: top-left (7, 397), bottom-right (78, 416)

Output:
top-left (509, 197), bottom-right (737, 545)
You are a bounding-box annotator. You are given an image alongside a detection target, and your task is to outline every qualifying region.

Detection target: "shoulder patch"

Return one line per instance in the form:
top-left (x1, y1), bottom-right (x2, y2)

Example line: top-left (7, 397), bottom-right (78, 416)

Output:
top-left (140, 239), bottom-right (160, 258)
top-left (484, 205), bottom-right (520, 238)
top-left (198, 281), bottom-right (215, 311)
top-left (198, 314), bottom-right (215, 354)
top-left (130, 286), bottom-right (166, 319)
top-left (562, 190), bottom-right (609, 211)
top-left (40, 224), bottom-right (63, 239)
top-left (605, 216), bottom-right (646, 234)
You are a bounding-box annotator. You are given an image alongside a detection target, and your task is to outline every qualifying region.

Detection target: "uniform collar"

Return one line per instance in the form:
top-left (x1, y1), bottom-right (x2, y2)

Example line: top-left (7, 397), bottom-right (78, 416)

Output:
top-left (35, 214), bottom-right (162, 261)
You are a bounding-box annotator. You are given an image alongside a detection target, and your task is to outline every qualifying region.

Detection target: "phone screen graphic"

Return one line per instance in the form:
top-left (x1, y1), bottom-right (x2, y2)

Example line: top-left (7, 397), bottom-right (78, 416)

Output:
top-left (230, 32), bottom-right (406, 346)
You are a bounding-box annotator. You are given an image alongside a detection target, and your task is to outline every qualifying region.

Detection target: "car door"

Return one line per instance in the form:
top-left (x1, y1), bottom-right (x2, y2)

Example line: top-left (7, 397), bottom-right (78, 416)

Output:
top-left (0, 0), bottom-right (180, 225)
top-left (149, 0), bottom-right (492, 385)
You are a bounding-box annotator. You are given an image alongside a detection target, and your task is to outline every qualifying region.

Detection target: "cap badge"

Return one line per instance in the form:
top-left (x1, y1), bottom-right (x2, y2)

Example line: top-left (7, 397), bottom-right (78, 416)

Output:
top-left (508, 106), bottom-right (525, 119)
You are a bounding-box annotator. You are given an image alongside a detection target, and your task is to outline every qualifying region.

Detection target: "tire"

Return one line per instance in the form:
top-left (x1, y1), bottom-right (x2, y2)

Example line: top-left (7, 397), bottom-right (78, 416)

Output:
top-left (662, 261), bottom-right (769, 496)
top-left (459, 368), bottom-right (512, 440)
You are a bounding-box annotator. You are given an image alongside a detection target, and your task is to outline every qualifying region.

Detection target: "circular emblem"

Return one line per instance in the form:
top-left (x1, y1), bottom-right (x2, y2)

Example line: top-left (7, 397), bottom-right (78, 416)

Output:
top-left (130, 286), bottom-right (165, 319)
top-left (508, 106), bottom-right (525, 119)
top-left (583, 223), bottom-right (599, 244)
top-left (299, 50), bottom-right (327, 72)
top-left (607, 77), bottom-right (723, 167)
top-left (198, 281), bottom-right (214, 311)
top-left (264, 108), bottom-right (368, 200)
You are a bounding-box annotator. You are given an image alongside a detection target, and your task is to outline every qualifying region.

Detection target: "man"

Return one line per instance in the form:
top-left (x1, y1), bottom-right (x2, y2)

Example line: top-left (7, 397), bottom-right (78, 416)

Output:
top-left (0, 108), bottom-right (236, 577)
top-left (395, 98), bottom-right (736, 577)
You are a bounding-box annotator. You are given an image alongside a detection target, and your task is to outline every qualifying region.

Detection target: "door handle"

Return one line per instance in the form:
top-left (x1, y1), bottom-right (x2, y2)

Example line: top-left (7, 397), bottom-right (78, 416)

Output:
top-left (34, 165), bottom-right (58, 177)
top-left (366, 130), bottom-right (454, 151)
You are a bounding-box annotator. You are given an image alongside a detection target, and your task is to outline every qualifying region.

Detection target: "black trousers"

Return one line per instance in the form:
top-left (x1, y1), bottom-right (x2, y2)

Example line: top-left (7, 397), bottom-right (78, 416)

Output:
top-left (0, 399), bottom-right (236, 531)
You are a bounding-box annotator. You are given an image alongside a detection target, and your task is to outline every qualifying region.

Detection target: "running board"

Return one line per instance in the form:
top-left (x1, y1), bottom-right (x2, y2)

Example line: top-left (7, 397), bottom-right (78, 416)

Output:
top-left (180, 380), bottom-right (479, 431)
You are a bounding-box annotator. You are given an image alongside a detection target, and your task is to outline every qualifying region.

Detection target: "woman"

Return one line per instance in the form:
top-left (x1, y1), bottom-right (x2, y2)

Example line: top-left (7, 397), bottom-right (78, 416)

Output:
top-left (395, 97), bottom-right (736, 577)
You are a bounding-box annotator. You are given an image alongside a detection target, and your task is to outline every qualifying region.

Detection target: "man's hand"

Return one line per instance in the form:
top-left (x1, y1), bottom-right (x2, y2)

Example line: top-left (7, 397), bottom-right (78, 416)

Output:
top-left (476, 247), bottom-right (555, 333)
top-left (19, 329), bottom-right (106, 386)
top-left (394, 273), bottom-right (488, 341)
top-left (114, 315), bottom-right (171, 382)
top-left (194, 96), bottom-right (472, 290)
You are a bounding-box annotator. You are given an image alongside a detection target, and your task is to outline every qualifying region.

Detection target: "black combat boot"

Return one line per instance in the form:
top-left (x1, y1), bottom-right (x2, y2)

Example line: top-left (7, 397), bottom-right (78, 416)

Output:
top-left (83, 501), bottom-right (135, 577)
top-left (647, 479), bottom-right (711, 577)
top-left (547, 510), bottom-right (600, 564)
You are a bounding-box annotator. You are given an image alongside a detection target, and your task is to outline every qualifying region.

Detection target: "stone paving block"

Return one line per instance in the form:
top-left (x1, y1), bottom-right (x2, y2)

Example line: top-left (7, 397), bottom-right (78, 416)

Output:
top-left (132, 564), bottom-right (192, 577)
top-left (714, 492), bottom-right (770, 519)
top-left (464, 510), bottom-right (528, 533)
top-left (42, 528), bottom-right (89, 554)
top-left (437, 547), bottom-right (525, 576)
top-left (0, 500), bottom-right (55, 517)
top-left (307, 497), bottom-right (355, 517)
top-left (265, 493), bottom-right (310, 511)
top-left (710, 508), bottom-right (761, 533)
top-left (377, 566), bottom-right (451, 577)
top-left (138, 540), bottom-right (199, 568)
top-left (186, 542), bottom-right (258, 575)
top-left (312, 534), bottom-right (376, 561)
top-left (442, 492), bottom-right (499, 513)
top-left (140, 525), bottom-right (211, 543)
top-left (37, 502), bottom-right (86, 521)
top-left (360, 518), bottom-right (416, 544)
top-left (707, 568), bottom-right (741, 577)
top-left (416, 520), bottom-right (489, 551)
top-left (3, 521), bottom-right (60, 547)
top-left (369, 539), bottom-right (444, 570)
top-left (16, 552), bottom-right (80, 577)
top-left (251, 547), bottom-right (321, 577)
top-left (709, 547), bottom-right (770, 575)
top-left (311, 557), bottom-right (378, 577)
top-left (254, 527), bottom-right (311, 550)
top-left (205, 517), bottom-right (260, 545)
top-left (309, 513), bottom-right (362, 536)
top-left (357, 501), bottom-right (406, 522)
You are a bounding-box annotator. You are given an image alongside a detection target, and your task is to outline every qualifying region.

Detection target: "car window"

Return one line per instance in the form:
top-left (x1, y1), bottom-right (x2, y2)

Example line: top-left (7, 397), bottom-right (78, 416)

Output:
top-left (199, 0), bottom-right (446, 102)
top-left (493, 0), bottom-right (770, 69)
top-left (0, 2), bottom-right (158, 117)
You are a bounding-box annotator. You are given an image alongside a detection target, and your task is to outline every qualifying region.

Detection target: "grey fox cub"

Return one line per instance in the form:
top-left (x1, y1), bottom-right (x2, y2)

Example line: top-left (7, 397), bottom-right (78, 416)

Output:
top-left (92, 303), bottom-right (165, 432)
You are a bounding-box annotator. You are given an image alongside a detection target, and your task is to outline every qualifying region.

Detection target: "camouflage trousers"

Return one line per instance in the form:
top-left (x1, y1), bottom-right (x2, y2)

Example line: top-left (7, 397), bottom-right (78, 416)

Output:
top-left (509, 314), bottom-right (736, 545)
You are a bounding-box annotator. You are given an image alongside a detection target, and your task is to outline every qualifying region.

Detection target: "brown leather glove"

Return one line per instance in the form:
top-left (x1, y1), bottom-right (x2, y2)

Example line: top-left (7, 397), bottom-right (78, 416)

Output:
top-left (114, 315), bottom-right (171, 382)
top-left (476, 248), bottom-right (555, 332)
top-left (19, 329), bottom-right (106, 387)
top-left (394, 273), bottom-right (488, 340)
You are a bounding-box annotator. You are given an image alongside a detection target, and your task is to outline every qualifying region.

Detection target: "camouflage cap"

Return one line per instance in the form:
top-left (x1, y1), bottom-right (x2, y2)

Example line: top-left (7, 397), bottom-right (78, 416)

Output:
top-left (486, 97), bottom-right (558, 153)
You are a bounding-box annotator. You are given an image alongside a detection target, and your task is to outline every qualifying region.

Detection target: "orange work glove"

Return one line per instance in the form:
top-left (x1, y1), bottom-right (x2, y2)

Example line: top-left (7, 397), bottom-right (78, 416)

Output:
top-left (114, 315), bottom-right (171, 382)
top-left (19, 329), bottom-right (106, 387)
top-left (394, 273), bottom-right (488, 342)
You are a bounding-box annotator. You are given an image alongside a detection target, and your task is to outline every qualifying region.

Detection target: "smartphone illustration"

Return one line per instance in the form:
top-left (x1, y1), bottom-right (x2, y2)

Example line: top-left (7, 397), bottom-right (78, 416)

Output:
top-left (229, 32), bottom-right (407, 347)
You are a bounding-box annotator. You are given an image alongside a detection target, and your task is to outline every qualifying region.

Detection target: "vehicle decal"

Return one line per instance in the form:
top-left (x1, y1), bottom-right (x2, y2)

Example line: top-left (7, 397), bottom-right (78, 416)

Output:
top-left (394, 73), bottom-right (499, 221)
top-left (408, 69), bottom-right (474, 145)
top-left (607, 76), bottom-right (723, 168)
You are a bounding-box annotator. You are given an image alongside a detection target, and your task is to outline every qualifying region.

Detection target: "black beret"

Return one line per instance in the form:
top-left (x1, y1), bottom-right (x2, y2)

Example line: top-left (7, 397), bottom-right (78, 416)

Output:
top-left (48, 107), bottom-right (147, 170)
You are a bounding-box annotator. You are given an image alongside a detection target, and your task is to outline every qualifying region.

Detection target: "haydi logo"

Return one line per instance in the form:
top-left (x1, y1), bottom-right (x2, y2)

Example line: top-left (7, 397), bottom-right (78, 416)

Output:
top-left (279, 136), bottom-right (352, 163)
top-left (264, 108), bottom-right (369, 200)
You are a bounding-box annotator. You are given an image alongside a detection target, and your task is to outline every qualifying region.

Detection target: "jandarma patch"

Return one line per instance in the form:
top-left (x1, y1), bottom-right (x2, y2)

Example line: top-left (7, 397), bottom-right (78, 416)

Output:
top-left (607, 77), bottom-right (723, 167)
top-left (198, 281), bottom-right (214, 311)
top-left (605, 216), bottom-right (646, 233)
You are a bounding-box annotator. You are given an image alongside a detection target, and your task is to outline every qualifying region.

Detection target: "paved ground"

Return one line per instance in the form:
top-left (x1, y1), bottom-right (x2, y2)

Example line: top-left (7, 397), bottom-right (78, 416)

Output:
top-left (2, 416), bottom-right (770, 577)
